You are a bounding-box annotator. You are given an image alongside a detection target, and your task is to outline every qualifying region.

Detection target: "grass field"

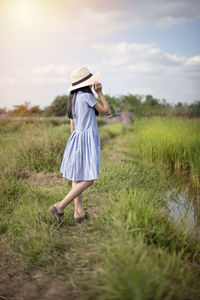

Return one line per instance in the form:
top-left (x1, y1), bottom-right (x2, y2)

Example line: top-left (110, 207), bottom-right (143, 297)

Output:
top-left (134, 117), bottom-right (200, 186)
top-left (0, 117), bottom-right (200, 299)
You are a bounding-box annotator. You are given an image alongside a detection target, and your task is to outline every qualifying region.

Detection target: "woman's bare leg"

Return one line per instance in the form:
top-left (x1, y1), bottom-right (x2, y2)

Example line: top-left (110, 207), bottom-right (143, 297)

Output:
top-left (72, 181), bottom-right (85, 218)
top-left (53, 180), bottom-right (94, 213)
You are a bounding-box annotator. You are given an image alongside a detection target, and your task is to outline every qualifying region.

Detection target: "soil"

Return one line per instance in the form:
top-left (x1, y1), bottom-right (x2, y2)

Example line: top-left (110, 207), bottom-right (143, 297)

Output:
top-left (0, 246), bottom-right (84, 300)
top-left (20, 170), bottom-right (69, 188)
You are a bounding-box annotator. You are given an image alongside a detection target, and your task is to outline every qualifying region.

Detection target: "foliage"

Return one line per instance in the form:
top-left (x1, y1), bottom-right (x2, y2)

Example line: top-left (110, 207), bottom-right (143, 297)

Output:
top-left (42, 95), bottom-right (68, 117)
top-left (120, 94), bottom-right (143, 114)
top-left (101, 94), bottom-right (123, 114)
top-left (0, 107), bottom-right (7, 115)
top-left (174, 101), bottom-right (200, 118)
top-left (1, 94), bottom-right (200, 118)
top-left (9, 101), bottom-right (43, 117)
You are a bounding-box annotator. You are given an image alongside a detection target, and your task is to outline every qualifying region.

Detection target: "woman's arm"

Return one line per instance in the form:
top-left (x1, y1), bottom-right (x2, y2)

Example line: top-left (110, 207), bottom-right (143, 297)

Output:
top-left (93, 82), bottom-right (111, 115)
top-left (94, 92), bottom-right (111, 115)
top-left (70, 118), bottom-right (75, 134)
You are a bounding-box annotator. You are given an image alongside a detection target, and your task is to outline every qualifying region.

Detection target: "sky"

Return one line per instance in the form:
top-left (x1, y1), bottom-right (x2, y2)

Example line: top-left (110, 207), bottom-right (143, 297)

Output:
top-left (0, 0), bottom-right (200, 110)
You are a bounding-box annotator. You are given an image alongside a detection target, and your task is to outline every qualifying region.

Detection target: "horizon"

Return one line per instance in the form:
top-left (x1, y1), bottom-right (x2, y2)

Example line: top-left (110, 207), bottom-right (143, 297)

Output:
top-left (2, 92), bottom-right (200, 114)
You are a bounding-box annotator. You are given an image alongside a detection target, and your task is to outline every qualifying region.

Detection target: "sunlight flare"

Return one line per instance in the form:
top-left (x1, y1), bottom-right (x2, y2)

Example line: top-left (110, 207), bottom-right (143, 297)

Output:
top-left (2, 0), bottom-right (44, 27)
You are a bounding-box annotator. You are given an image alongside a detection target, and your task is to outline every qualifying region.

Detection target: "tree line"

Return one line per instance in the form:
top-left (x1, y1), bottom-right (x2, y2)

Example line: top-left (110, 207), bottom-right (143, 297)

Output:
top-left (0, 94), bottom-right (200, 118)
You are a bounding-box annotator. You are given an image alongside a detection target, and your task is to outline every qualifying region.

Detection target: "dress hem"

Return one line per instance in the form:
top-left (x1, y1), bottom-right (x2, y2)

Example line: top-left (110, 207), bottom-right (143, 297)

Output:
top-left (60, 172), bottom-right (99, 181)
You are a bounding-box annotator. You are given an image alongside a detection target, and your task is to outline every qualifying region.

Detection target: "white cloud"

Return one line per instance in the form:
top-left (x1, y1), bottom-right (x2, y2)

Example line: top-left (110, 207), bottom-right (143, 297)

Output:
top-left (1, 0), bottom-right (200, 44)
top-left (0, 62), bottom-right (105, 87)
top-left (1, 43), bottom-right (199, 105)
top-left (93, 41), bottom-right (200, 74)
top-left (92, 41), bottom-right (200, 103)
top-left (93, 42), bottom-right (187, 71)
top-left (0, 64), bottom-right (74, 86)
top-left (31, 65), bottom-right (71, 76)
top-left (9, 0), bottom-right (197, 40)
top-left (0, 42), bottom-right (199, 106)
top-left (75, 0), bottom-right (200, 39)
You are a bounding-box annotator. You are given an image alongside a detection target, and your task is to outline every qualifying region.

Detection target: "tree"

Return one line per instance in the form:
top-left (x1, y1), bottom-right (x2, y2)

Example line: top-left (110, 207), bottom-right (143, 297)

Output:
top-left (188, 101), bottom-right (200, 118)
top-left (43, 95), bottom-right (68, 117)
top-left (28, 105), bottom-right (43, 116)
top-left (0, 107), bottom-right (7, 115)
top-left (144, 95), bottom-right (159, 107)
top-left (142, 95), bottom-right (163, 116)
top-left (120, 94), bottom-right (143, 115)
top-left (174, 102), bottom-right (189, 117)
top-left (10, 101), bottom-right (31, 116)
top-left (100, 94), bottom-right (122, 115)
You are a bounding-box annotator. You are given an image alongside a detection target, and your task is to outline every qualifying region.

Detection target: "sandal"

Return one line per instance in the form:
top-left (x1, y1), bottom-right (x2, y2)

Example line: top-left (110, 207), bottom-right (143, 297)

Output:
top-left (74, 209), bottom-right (89, 223)
top-left (49, 205), bottom-right (64, 224)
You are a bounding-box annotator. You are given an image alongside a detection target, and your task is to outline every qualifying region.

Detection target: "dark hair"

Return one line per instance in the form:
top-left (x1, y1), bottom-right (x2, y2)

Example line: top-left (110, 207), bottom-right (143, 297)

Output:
top-left (67, 85), bottom-right (99, 119)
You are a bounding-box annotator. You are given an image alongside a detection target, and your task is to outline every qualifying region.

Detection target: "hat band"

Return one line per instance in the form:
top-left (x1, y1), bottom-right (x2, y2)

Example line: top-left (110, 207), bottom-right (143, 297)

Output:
top-left (72, 73), bottom-right (93, 86)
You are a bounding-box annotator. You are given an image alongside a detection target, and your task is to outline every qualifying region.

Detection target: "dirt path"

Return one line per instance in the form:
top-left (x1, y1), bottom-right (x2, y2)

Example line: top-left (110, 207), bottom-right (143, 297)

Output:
top-left (0, 246), bottom-right (80, 300)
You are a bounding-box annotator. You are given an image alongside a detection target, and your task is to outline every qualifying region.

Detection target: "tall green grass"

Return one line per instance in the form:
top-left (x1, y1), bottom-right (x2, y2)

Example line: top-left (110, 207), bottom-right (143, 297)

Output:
top-left (0, 118), bottom-right (200, 299)
top-left (134, 117), bottom-right (200, 186)
top-left (95, 130), bottom-right (200, 300)
top-left (0, 121), bottom-right (115, 177)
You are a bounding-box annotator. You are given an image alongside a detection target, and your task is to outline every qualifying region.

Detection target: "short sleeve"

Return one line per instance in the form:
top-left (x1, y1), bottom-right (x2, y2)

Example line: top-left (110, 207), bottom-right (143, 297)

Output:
top-left (85, 93), bottom-right (98, 108)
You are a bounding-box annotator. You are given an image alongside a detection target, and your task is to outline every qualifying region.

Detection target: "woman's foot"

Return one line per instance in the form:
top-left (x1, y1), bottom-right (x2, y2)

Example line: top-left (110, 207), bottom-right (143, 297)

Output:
top-left (74, 208), bottom-right (86, 219)
top-left (53, 202), bottom-right (64, 214)
top-left (49, 205), bottom-right (64, 224)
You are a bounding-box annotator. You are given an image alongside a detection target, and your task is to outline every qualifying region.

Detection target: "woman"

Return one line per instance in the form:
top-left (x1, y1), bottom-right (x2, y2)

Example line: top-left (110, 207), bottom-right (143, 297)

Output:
top-left (49, 65), bottom-right (111, 224)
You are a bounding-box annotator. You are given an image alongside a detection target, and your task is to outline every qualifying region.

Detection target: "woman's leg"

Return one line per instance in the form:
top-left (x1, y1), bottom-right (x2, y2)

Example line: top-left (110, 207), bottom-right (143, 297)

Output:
top-left (53, 180), bottom-right (94, 213)
top-left (72, 181), bottom-right (85, 218)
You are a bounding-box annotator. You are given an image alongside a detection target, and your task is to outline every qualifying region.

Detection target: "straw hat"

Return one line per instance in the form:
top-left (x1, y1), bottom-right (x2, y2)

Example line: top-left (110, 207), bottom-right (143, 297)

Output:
top-left (67, 65), bottom-right (101, 92)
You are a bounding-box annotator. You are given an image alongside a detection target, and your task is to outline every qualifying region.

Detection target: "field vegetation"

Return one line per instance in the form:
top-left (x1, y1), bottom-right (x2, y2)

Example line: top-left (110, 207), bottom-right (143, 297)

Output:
top-left (0, 117), bottom-right (200, 299)
top-left (134, 117), bottom-right (200, 186)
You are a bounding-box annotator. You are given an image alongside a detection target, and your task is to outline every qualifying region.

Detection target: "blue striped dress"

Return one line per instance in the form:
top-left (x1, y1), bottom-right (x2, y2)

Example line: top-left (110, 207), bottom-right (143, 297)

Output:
top-left (60, 91), bottom-right (101, 181)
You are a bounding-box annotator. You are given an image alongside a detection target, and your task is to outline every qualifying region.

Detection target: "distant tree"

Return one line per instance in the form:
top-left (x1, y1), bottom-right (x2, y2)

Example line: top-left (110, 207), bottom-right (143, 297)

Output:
top-left (120, 94), bottom-right (143, 115)
top-left (10, 101), bottom-right (31, 116)
top-left (159, 99), bottom-right (172, 116)
top-left (101, 94), bottom-right (122, 115)
top-left (160, 98), bottom-right (170, 107)
top-left (188, 101), bottom-right (200, 118)
top-left (9, 101), bottom-right (44, 117)
top-left (43, 95), bottom-right (68, 117)
top-left (144, 95), bottom-right (159, 107)
top-left (28, 105), bottom-right (43, 116)
top-left (174, 102), bottom-right (189, 117)
top-left (6, 93), bottom-right (199, 119)
top-left (0, 107), bottom-right (7, 115)
top-left (142, 95), bottom-right (173, 116)
top-left (175, 102), bottom-right (183, 107)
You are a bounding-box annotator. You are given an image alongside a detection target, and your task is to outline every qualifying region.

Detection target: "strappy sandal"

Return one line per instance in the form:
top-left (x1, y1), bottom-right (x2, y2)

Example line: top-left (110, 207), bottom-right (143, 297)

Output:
top-left (74, 209), bottom-right (89, 223)
top-left (49, 205), bottom-right (64, 224)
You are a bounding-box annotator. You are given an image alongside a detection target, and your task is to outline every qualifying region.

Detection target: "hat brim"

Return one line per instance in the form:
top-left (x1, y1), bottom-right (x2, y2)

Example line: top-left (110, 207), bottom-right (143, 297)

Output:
top-left (67, 71), bottom-right (101, 92)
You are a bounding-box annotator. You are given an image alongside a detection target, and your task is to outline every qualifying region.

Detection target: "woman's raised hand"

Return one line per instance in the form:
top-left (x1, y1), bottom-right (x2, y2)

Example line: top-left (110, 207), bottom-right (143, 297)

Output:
top-left (93, 81), bottom-right (102, 94)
